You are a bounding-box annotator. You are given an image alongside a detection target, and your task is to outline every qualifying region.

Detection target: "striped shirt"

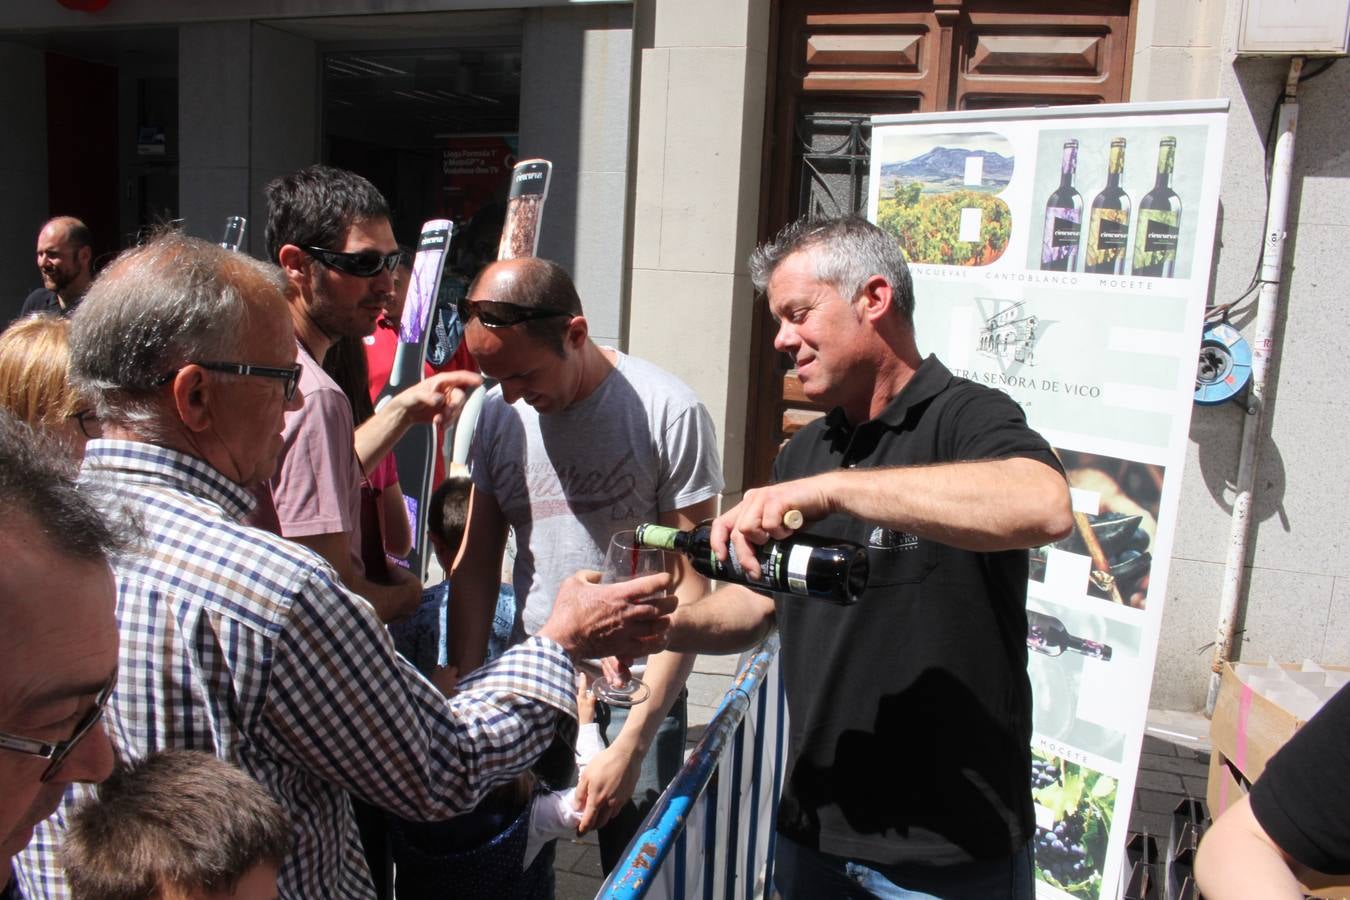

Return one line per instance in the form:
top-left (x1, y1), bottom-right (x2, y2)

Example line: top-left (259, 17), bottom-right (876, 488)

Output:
top-left (16, 441), bottom-right (577, 898)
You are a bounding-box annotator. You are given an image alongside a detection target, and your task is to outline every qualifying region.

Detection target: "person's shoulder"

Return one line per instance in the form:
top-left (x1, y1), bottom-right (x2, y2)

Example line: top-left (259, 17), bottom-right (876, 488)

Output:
top-left (18, 288), bottom-right (52, 315)
top-left (615, 352), bottom-right (702, 406)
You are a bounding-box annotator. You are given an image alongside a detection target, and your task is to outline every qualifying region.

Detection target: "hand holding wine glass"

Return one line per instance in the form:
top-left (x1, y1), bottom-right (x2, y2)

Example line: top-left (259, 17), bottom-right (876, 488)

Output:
top-left (591, 530), bottom-right (668, 707)
top-left (536, 569), bottom-right (674, 663)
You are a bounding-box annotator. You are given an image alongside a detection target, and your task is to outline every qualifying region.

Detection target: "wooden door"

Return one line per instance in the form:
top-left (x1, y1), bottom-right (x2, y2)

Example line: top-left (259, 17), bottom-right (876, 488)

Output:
top-left (744, 0), bottom-right (1135, 490)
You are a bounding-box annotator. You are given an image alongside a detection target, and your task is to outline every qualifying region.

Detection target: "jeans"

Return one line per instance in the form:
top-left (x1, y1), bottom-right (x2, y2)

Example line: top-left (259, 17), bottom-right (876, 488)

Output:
top-left (594, 690), bottom-right (688, 873)
top-left (774, 834), bottom-right (1035, 900)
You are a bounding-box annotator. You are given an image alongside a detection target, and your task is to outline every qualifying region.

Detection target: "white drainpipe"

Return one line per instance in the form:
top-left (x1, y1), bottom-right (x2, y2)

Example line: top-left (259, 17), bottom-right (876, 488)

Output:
top-left (1206, 56), bottom-right (1303, 715)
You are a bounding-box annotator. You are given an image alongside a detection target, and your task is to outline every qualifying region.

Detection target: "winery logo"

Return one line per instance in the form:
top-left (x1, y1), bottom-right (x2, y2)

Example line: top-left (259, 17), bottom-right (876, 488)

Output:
top-left (975, 298), bottom-right (1042, 368)
top-left (869, 526), bottom-right (918, 551)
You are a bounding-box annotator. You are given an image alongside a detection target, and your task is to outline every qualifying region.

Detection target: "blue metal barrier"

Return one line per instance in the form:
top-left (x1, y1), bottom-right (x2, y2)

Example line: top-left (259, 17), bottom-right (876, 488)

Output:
top-left (598, 633), bottom-right (785, 900)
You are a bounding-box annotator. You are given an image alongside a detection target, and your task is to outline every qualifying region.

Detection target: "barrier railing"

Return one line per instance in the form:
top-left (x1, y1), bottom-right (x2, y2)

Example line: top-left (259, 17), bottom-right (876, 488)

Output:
top-left (597, 632), bottom-right (787, 900)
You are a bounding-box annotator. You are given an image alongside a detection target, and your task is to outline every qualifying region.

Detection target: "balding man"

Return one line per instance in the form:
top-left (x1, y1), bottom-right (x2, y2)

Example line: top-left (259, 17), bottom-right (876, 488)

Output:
top-left (0, 411), bottom-right (119, 897)
top-left (13, 232), bottom-right (676, 898)
top-left (20, 217), bottom-right (93, 318)
top-left (448, 257), bottom-right (723, 871)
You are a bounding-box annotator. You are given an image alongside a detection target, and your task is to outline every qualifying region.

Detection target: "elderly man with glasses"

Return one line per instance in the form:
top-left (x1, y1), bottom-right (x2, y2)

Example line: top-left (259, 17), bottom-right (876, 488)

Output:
top-left (12, 232), bottom-right (677, 899)
top-left (0, 410), bottom-right (120, 899)
top-left (447, 256), bottom-right (724, 874)
top-left (251, 164), bottom-right (474, 625)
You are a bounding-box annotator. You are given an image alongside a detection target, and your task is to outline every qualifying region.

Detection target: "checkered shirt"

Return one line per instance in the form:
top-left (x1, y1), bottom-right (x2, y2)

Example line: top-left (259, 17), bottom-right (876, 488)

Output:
top-left (15, 441), bottom-right (577, 899)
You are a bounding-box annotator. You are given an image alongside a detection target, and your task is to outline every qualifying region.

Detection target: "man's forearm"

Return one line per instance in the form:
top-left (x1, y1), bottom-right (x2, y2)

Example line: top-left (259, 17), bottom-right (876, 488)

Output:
top-left (355, 403), bottom-right (413, 471)
top-left (446, 565), bottom-right (502, 673)
top-left (668, 584), bottom-right (776, 655)
top-left (833, 458), bottom-right (1071, 549)
top-left (609, 649), bottom-right (698, 755)
top-left (355, 570), bottom-right (423, 624)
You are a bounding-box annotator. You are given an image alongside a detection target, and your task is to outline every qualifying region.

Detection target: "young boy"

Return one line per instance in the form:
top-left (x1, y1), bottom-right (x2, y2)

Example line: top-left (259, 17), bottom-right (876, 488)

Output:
top-left (62, 750), bottom-right (290, 900)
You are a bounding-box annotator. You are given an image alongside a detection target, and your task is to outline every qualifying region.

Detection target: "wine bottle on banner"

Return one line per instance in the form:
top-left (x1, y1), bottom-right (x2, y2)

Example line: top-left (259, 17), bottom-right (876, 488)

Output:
top-left (1040, 140), bottom-right (1083, 271)
top-left (218, 216), bottom-right (246, 252)
top-left (1027, 610), bottom-right (1113, 661)
top-left (633, 522), bottom-right (868, 605)
top-left (1084, 138), bottom-right (1131, 275)
top-left (1132, 137), bottom-right (1182, 278)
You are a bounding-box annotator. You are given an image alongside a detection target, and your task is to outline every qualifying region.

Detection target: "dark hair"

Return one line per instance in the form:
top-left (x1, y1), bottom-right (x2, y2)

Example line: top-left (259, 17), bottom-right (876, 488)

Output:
top-left (0, 409), bottom-right (124, 561)
top-left (321, 335), bottom-right (376, 426)
top-left (749, 215), bottom-right (915, 323)
top-left (63, 750), bottom-right (292, 900)
top-left (465, 257), bottom-right (582, 355)
top-left (264, 165), bottom-right (391, 264)
top-left (427, 475), bottom-right (472, 556)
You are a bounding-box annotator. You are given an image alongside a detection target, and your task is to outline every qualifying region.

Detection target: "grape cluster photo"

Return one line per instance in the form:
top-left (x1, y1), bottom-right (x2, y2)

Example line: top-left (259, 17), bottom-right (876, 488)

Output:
top-left (1031, 750), bottom-right (1116, 898)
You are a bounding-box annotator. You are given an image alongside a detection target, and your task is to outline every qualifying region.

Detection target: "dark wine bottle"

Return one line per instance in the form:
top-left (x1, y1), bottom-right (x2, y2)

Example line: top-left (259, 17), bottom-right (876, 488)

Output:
top-left (1027, 610), bottom-right (1113, 661)
top-left (1132, 137), bottom-right (1182, 278)
top-left (633, 522), bottom-right (868, 605)
top-left (1084, 138), bottom-right (1130, 275)
top-left (1040, 139), bottom-right (1083, 271)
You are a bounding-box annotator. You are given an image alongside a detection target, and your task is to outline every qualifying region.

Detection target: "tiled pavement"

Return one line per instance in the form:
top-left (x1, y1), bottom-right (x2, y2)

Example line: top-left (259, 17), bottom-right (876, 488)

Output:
top-left (555, 665), bottom-right (1214, 900)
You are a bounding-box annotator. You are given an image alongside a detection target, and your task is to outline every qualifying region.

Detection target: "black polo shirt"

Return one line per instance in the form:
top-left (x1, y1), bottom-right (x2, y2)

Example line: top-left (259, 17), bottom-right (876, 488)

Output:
top-left (17, 288), bottom-right (77, 319)
top-left (771, 355), bottom-right (1063, 867)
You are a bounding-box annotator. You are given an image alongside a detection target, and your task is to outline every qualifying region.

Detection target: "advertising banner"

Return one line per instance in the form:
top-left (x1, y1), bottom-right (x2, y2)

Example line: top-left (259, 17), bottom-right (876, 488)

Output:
top-left (867, 100), bottom-right (1229, 899)
top-left (437, 133), bottom-right (518, 223)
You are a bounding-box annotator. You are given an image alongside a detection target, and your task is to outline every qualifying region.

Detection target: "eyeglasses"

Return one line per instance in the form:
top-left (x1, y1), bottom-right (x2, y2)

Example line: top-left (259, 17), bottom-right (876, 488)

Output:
top-left (458, 297), bottom-right (573, 330)
top-left (300, 245), bottom-right (404, 278)
top-left (160, 362), bottom-right (302, 402)
top-left (0, 673), bottom-right (116, 782)
top-left (68, 408), bottom-right (101, 439)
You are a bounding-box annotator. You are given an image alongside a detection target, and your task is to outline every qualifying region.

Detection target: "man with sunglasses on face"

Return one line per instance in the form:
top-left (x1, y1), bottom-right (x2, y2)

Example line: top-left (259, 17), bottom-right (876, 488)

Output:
top-left (255, 165), bottom-right (480, 624)
top-left (14, 232), bottom-right (678, 899)
top-left (447, 257), bottom-right (724, 873)
top-left (0, 410), bottom-right (120, 898)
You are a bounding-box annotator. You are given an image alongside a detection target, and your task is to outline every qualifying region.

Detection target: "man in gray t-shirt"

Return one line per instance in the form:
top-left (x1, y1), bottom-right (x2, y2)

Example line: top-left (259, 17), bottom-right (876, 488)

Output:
top-left (450, 257), bottom-right (722, 871)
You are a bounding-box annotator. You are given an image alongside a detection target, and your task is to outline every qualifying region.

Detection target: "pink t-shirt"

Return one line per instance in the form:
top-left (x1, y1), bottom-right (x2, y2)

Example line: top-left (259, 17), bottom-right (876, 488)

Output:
top-left (247, 342), bottom-right (365, 575)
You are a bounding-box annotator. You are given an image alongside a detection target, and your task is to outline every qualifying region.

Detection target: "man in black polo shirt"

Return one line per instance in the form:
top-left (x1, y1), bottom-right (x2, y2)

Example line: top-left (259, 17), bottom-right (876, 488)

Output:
top-left (671, 216), bottom-right (1072, 898)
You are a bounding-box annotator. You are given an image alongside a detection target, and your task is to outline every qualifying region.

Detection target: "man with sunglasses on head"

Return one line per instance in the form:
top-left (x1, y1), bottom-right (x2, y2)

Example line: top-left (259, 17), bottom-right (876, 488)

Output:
top-left (255, 165), bottom-right (479, 624)
top-left (447, 257), bottom-right (724, 872)
top-left (13, 232), bottom-right (678, 898)
top-left (0, 410), bottom-right (120, 899)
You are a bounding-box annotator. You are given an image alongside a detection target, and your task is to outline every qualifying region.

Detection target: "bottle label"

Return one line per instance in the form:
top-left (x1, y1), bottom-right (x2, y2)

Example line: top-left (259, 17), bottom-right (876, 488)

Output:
top-left (786, 544), bottom-right (812, 595)
top-left (1049, 212), bottom-right (1082, 248)
top-left (1087, 210), bottom-right (1129, 268)
top-left (1140, 212), bottom-right (1179, 253)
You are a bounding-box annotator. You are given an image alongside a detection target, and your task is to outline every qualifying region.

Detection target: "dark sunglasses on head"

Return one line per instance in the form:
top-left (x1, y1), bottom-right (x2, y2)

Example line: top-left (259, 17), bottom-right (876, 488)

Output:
top-left (301, 245), bottom-right (403, 278)
top-left (0, 671), bottom-right (116, 782)
top-left (159, 362), bottom-right (302, 402)
top-left (458, 297), bottom-right (573, 329)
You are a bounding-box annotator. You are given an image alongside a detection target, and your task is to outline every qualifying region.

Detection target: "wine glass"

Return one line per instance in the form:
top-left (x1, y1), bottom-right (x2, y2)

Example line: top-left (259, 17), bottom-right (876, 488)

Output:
top-left (591, 529), bottom-right (666, 708)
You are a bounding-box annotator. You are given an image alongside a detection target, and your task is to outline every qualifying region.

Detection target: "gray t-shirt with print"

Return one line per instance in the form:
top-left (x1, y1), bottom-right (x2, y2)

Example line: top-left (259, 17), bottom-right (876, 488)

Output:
top-left (470, 350), bottom-right (723, 638)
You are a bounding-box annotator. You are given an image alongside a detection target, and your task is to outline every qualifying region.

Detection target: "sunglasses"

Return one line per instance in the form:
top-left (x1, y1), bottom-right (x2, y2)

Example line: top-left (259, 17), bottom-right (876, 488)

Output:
top-left (160, 362), bottom-right (302, 402)
top-left (301, 245), bottom-right (404, 278)
top-left (0, 672), bottom-right (116, 782)
top-left (458, 297), bottom-right (573, 329)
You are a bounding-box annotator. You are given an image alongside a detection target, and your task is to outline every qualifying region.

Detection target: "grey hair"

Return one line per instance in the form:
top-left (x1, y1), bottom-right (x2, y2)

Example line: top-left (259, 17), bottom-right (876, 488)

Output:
top-left (69, 231), bottom-right (288, 434)
top-left (749, 215), bottom-right (915, 323)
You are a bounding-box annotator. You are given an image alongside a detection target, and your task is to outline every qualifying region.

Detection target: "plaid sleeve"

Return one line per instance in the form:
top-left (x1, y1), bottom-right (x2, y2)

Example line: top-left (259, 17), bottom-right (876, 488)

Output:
top-left (258, 567), bottom-right (577, 820)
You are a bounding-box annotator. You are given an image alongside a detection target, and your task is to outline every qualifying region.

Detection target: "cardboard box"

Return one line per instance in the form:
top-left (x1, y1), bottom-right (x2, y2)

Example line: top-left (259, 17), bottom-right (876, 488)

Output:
top-left (1207, 661), bottom-right (1350, 898)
